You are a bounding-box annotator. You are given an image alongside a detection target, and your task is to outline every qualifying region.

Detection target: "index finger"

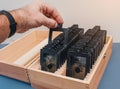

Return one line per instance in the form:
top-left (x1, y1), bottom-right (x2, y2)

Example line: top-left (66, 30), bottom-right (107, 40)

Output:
top-left (43, 3), bottom-right (64, 24)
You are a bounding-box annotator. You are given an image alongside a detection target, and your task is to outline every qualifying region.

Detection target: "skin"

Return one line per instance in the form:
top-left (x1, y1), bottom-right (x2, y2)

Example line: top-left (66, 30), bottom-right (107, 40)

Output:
top-left (0, 0), bottom-right (64, 43)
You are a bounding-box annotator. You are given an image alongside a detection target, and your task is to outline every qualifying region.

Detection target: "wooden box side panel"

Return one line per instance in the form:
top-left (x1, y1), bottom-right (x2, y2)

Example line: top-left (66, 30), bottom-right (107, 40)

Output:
top-left (0, 30), bottom-right (49, 63)
top-left (28, 69), bottom-right (88, 89)
top-left (35, 30), bottom-right (49, 41)
top-left (0, 61), bottom-right (29, 82)
top-left (88, 37), bottom-right (113, 89)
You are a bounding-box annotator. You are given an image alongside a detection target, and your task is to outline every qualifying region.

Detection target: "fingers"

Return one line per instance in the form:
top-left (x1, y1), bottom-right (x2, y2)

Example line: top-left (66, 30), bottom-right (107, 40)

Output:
top-left (42, 3), bottom-right (64, 24)
top-left (41, 14), bottom-right (57, 28)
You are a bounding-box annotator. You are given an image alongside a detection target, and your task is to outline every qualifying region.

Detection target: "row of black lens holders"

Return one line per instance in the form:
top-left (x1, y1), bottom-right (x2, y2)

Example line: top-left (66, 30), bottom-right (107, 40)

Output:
top-left (40, 24), bottom-right (107, 79)
top-left (66, 26), bottom-right (106, 79)
top-left (40, 24), bottom-right (84, 73)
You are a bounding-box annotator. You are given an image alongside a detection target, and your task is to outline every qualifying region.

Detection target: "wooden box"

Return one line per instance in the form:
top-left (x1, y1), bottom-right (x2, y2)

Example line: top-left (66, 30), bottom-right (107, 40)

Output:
top-left (0, 30), bottom-right (112, 89)
top-left (27, 34), bottom-right (112, 89)
top-left (0, 30), bottom-right (59, 82)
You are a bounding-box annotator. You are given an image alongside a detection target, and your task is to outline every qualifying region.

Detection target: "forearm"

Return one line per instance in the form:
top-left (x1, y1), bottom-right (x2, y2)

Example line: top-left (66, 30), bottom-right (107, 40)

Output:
top-left (0, 9), bottom-right (27, 43)
top-left (0, 14), bottom-right (10, 43)
top-left (10, 9), bottom-right (30, 33)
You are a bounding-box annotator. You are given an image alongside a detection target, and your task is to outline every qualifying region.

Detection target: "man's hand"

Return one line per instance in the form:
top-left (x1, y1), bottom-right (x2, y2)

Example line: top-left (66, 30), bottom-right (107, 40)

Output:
top-left (12, 0), bottom-right (64, 33)
top-left (0, 0), bottom-right (63, 43)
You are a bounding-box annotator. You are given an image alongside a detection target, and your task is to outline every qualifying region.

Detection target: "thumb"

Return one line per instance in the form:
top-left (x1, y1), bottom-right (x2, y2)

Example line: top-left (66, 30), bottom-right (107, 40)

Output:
top-left (42, 15), bottom-right (57, 28)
